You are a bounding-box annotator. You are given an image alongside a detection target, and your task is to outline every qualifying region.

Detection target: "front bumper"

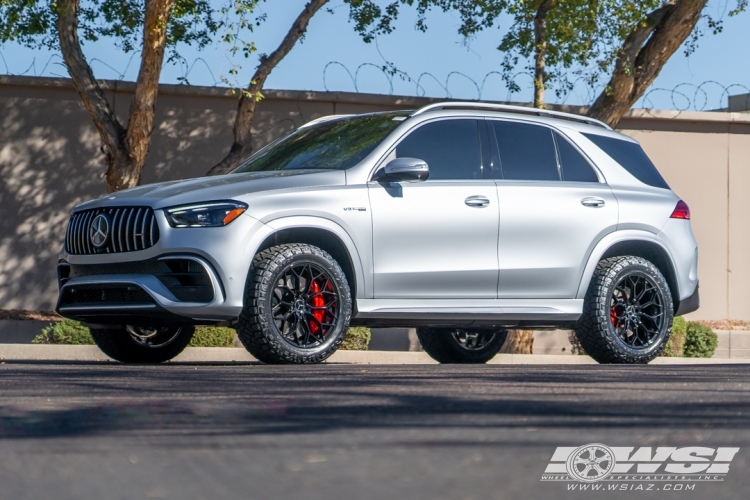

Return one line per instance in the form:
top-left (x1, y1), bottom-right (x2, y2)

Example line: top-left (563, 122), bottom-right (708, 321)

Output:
top-left (56, 211), bottom-right (270, 326)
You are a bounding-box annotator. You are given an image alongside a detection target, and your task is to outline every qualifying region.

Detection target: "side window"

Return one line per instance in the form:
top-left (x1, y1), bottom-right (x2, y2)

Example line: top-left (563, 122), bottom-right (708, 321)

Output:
top-left (583, 133), bottom-right (669, 189)
top-left (491, 121), bottom-right (559, 181)
top-left (395, 119), bottom-right (486, 180)
top-left (554, 132), bottom-right (599, 182)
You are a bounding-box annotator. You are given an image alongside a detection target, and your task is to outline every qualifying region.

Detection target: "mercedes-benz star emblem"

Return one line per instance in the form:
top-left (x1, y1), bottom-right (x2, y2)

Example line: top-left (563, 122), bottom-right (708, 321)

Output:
top-left (89, 213), bottom-right (111, 248)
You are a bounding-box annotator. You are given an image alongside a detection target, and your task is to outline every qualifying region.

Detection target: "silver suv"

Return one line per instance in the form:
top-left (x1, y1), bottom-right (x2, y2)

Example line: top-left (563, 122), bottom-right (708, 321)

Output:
top-left (56, 102), bottom-right (699, 365)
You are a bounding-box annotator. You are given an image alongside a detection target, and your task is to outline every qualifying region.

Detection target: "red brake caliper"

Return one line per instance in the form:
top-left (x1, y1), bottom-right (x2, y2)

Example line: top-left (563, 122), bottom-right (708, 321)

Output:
top-left (610, 306), bottom-right (618, 327)
top-left (309, 280), bottom-right (325, 335)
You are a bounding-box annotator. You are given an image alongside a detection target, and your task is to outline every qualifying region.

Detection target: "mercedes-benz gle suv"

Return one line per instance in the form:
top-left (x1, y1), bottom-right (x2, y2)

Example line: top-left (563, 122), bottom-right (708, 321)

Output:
top-left (56, 102), bottom-right (699, 364)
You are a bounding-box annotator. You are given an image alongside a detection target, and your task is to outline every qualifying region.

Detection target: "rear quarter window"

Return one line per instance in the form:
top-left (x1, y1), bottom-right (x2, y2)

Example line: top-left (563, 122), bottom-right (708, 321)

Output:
top-left (583, 133), bottom-right (669, 189)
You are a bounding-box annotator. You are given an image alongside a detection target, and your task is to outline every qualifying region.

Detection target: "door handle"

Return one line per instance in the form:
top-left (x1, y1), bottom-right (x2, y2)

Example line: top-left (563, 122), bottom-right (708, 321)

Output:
top-left (465, 196), bottom-right (490, 208)
top-left (581, 197), bottom-right (605, 208)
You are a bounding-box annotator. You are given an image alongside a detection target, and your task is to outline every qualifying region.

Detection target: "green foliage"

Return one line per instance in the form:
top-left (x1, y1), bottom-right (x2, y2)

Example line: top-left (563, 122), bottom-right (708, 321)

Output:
top-left (189, 326), bottom-right (236, 347)
top-left (32, 319), bottom-right (94, 345)
top-left (683, 321), bottom-right (718, 358)
top-left (347, 0), bottom-right (747, 102)
top-left (340, 326), bottom-right (371, 350)
top-left (0, 0), bottom-right (267, 80)
top-left (661, 316), bottom-right (687, 357)
top-left (32, 321), bottom-right (236, 347)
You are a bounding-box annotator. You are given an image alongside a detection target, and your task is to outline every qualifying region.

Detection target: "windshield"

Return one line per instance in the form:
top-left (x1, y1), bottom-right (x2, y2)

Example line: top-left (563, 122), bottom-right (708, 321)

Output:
top-left (232, 112), bottom-right (407, 173)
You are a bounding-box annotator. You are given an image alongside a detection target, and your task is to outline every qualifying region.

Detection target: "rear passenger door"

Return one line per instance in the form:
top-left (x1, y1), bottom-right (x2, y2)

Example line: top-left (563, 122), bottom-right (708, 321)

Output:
top-left (490, 120), bottom-right (618, 298)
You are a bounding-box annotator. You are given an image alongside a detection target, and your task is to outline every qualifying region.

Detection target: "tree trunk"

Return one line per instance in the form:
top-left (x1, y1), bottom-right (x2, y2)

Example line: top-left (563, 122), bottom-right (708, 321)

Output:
top-left (500, 330), bottom-right (535, 354)
top-left (119, 0), bottom-right (176, 191)
top-left (57, 0), bottom-right (129, 189)
top-left (587, 0), bottom-right (707, 128)
top-left (207, 0), bottom-right (330, 176)
top-left (533, 0), bottom-right (555, 109)
top-left (57, 0), bottom-right (175, 192)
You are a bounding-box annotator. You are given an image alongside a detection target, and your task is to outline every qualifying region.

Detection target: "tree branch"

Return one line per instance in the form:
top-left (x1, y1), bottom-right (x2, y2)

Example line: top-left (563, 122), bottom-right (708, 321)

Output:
top-left (208, 0), bottom-right (330, 176)
top-left (588, 0), bottom-right (707, 127)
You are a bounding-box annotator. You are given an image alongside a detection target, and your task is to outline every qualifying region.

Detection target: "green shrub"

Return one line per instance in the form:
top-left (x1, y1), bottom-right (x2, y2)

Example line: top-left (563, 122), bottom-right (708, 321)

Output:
top-left (32, 319), bottom-right (93, 345)
top-left (189, 326), bottom-right (236, 347)
top-left (339, 327), bottom-right (371, 350)
top-left (661, 316), bottom-right (687, 357)
top-left (683, 321), bottom-right (718, 358)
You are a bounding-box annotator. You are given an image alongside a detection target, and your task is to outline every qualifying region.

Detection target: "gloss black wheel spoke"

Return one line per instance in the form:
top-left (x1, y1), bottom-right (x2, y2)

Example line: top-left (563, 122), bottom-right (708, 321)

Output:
top-left (609, 272), bottom-right (665, 350)
top-left (271, 261), bottom-right (340, 349)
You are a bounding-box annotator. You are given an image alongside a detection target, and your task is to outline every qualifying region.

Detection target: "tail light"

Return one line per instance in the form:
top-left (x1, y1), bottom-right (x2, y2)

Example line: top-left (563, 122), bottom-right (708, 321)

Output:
top-left (670, 200), bottom-right (690, 220)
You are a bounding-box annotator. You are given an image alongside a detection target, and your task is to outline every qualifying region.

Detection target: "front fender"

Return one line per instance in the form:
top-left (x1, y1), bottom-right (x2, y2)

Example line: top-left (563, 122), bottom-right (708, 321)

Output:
top-left (241, 216), bottom-right (368, 300)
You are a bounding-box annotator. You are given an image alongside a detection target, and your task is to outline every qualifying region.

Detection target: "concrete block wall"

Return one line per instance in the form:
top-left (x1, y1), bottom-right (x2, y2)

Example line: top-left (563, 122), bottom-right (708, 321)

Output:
top-left (2, 75), bottom-right (750, 321)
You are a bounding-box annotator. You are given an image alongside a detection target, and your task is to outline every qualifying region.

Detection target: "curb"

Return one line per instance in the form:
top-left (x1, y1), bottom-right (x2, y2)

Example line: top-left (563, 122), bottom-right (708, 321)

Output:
top-left (1, 344), bottom-right (750, 364)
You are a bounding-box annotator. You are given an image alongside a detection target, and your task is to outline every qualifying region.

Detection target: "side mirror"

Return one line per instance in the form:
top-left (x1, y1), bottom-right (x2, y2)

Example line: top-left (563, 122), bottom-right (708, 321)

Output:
top-left (375, 157), bottom-right (429, 183)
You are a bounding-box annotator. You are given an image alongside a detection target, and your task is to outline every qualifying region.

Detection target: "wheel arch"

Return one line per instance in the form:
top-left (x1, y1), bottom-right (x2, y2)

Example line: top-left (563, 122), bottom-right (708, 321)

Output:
top-left (578, 234), bottom-right (681, 313)
top-left (254, 221), bottom-right (364, 302)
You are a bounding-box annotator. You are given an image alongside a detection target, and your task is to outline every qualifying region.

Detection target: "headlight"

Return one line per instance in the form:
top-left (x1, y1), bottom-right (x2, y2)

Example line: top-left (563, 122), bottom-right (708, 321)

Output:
top-left (164, 201), bottom-right (248, 228)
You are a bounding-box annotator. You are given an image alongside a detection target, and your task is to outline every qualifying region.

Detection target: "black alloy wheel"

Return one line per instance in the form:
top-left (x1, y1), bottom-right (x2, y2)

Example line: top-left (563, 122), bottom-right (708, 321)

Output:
top-left (416, 327), bottom-right (508, 364)
top-left (575, 256), bottom-right (674, 364)
top-left (451, 329), bottom-right (499, 351)
top-left (271, 262), bottom-right (340, 349)
top-left (609, 272), bottom-right (666, 349)
top-left (236, 243), bottom-right (352, 364)
top-left (90, 325), bottom-right (195, 363)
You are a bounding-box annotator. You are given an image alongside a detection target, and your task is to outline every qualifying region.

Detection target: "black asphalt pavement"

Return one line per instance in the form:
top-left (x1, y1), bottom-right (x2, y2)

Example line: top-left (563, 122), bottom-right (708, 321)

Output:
top-left (1, 362), bottom-right (749, 500)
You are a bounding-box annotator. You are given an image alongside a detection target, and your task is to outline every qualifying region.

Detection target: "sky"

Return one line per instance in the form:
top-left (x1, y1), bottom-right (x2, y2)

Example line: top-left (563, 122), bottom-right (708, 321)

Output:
top-left (1, 0), bottom-right (748, 111)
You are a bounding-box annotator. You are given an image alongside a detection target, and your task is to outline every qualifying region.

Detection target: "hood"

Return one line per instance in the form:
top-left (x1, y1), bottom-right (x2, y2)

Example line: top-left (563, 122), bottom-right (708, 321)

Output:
top-left (74, 170), bottom-right (347, 211)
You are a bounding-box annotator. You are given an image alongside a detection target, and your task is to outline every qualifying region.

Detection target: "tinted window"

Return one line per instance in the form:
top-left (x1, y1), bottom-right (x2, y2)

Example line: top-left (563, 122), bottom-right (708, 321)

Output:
top-left (234, 113), bottom-right (404, 173)
top-left (492, 121), bottom-right (559, 181)
top-left (396, 119), bottom-right (485, 180)
top-left (583, 133), bottom-right (669, 189)
top-left (555, 132), bottom-right (598, 182)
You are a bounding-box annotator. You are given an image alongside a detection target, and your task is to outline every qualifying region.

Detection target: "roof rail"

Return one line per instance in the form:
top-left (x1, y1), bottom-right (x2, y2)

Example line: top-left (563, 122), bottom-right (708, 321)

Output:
top-left (411, 102), bottom-right (612, 130)
top-left (299, 114), bottom-right (354, 128)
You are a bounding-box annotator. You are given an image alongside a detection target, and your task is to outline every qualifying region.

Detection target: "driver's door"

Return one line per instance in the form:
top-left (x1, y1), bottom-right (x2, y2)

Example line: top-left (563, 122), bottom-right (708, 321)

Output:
top-left (368, 118), bottom-right (500, 299)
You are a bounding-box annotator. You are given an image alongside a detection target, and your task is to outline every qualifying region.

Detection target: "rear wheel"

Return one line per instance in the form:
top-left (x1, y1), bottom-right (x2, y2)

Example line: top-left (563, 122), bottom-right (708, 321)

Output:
top-left (236, 243), bottom-right (352, 364)
top-left (575, 256), bottom-right (673, 364)
top-left (90, 325), bottom-right (194, 363)
top-left (416, 327), bottom-right (508, 364)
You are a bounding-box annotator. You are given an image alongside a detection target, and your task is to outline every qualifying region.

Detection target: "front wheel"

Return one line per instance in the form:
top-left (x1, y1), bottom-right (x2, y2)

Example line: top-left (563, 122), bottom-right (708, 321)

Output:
top-left (90, 325), bottom-right (195, 363)
top-left (236, 243), bottom-right (353, 364)
top-left (416, 328), bottom-right (508, 364)
top-left (575, 256), bottom-right (674, 364)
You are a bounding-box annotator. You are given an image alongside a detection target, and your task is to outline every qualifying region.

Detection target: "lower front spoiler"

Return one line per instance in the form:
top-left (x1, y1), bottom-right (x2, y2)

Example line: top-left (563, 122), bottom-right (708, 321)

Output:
top-left (57, 303), bottom-right (197, 328)
top-left (56, 275), bottom-right (242, 327)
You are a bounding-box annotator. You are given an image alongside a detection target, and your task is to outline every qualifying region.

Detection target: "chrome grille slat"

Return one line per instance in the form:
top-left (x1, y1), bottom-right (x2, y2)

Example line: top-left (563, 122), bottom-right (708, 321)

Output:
top-left (75, 212), bottom-right (84, 255)
top-left (112, 208), bottom-right (122, 253)
top-left (149, 215), bottom-right (156, 247)
top-left (83, 211), bottom-right (95, 255)
top-left (64, 206), bottom-right (159, 255)
top-left (133, 208), bottom-right (143, 251)
top-left (124, 208), bottom-right (133, 252)
top-left (117, 207), bottom-right (126, 252)
top-left (140, 209), bottom-right (148, 250)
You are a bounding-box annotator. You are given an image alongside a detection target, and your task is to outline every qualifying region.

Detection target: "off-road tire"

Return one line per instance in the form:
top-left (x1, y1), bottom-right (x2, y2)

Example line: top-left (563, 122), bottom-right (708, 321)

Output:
top-left (236, 243), bottom-right (352, 364)
top-left (416, 328), bottom-right (508, 364)
top-left (90, 325), bottom-right (195, 363)
top-left (575, 256), bottom-right (674, 364)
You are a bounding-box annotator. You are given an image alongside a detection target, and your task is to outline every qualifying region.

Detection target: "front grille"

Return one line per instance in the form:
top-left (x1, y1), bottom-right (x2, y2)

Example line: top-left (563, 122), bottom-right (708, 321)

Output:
top-left (66, 257), bottom-right (215, 304)
top-left (65, 207), bottom-right (159, 255)
top-left (60, 285), bottom-right (154, 306)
